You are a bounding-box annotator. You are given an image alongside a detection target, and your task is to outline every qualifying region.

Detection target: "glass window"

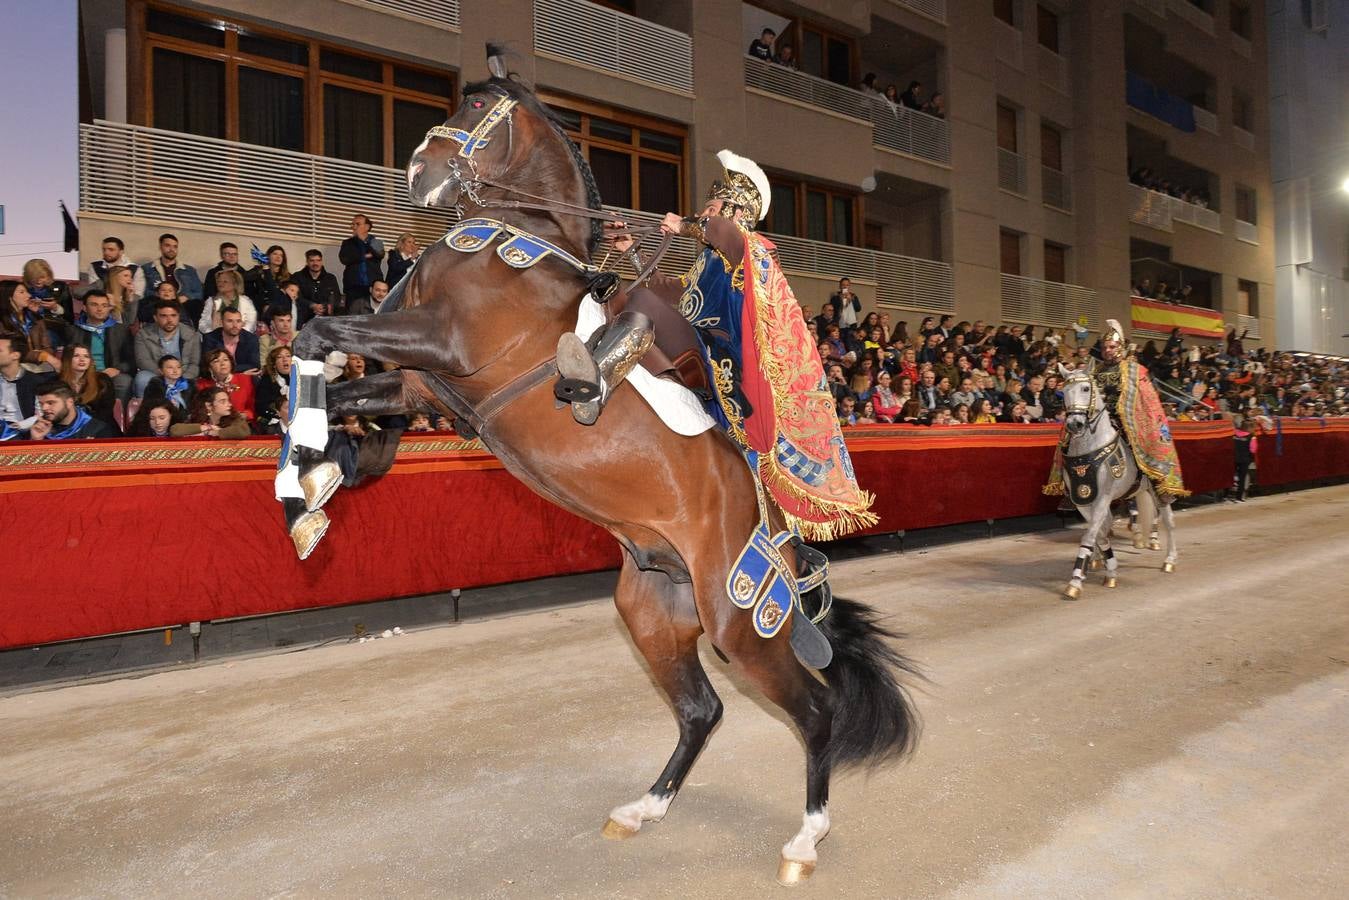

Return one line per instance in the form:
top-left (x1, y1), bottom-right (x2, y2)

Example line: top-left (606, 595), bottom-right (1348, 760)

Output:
top-left (239, 68), bottom-right (304, 151)
top-left (994, 0), bottom-right (1017, 26)
top-left (801, 31), bottom-right (823, 77)
top-left (147, 9), bottom-right (225, 46)
top-left (997, 104), bottom-right (1018, 152)
top-left (238, 32), bottom-right (307, 65)
top-left (323, 85), bottom-right (382, 165)
top-left (554, 107), bottom-right (583, 132)
top-left (394, 100), bottom-right (447, 167)
top-left (806, 190), bottom-right (828, 242)
top-left (321, 48), bottom-right (383, 82)
top-left (153, 49), bottom-right (225, 138)
top-left (1044, 242), bottom-right (1066, 283)
top-left (768, 183), bottom-right (798, 237)
top-left (638, 158), bottom-right (679, 214)
top-left (393, 66), bottom-right (453, 98)
top-left (826, 38), bottom-right (852, 86)
top-left (1037, 6), bottom-right (1060, 52)
top-left (830, 196), bottom-right (853, 245)
top-left (999, 229), bottom-right (1022, 275)
top-left (589, 117), bottom-right (633, 143)
top-left (640, 129), bottom-right (682, 155)
top-left (590, 148), bottom-right (633, 208)
top-left (1040, 123), bottom-right (1063, 170)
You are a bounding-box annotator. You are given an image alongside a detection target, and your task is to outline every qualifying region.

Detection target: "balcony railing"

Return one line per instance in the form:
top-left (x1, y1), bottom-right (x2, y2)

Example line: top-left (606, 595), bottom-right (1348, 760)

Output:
top-left (1239, 313), bottom-right (1261, 340)
top-left (1042, 166), bottom-right (1071, 211)
top-left (744, 55), bottom-right (871, 120)
top-left (1001, 274), bottom-right (1098, 329)
top-left (1235, 219), bottom-right (1259, 244)
top-left (80, 120), bottom-right (454, 245)
top-left (1232, 32), bottom-right (1252, 58)
top-left (994, 19), bottom-right (1023, 69)
top-left (350, 0), bottom-right (460, 29)
top-left (1127, 183), bottom-right (1221, 233)
top-left (1039, 46), bottom-right (1068, 93)
top-left (886, 0), bottom-right (947, 23)
top-left (998, 148), bottom-right (1027, 194)
top-left (1168, 0), bottom-right (1215, 34)
top-left (1234, 126), bottom-right (1255, 150)
top-left (535, 0), bottom-right (693, 94)
top-left (1192, 105), bottom-right (1218, 133)
top-left (598, 209), bottom-right (955, 313)
top-left (868, 99), bottom-right (951, 165)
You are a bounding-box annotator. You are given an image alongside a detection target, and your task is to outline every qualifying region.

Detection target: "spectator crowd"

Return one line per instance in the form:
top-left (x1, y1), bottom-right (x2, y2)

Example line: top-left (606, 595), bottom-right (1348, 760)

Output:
top-left (1129, 165), bottom-right (1212, 209)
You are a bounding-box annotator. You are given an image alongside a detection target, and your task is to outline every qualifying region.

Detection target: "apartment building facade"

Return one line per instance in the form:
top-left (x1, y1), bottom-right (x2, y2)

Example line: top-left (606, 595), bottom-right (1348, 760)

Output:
top-left (77, 0), bottom-right (1276, 343)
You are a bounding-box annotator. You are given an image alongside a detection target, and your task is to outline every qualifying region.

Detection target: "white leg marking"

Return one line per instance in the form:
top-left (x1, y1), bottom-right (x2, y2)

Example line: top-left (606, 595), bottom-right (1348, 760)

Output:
top-left (607, 792), bottom-right (673, 832)
top-left (1161, 503), bottom-right (1178, 563)
top-left (782, 808), bottom-right (831, 864)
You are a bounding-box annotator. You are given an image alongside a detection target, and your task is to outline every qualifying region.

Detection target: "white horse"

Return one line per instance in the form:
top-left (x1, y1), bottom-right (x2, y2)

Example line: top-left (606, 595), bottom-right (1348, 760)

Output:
top-left (1057, 364), bottom-right (1177, 600)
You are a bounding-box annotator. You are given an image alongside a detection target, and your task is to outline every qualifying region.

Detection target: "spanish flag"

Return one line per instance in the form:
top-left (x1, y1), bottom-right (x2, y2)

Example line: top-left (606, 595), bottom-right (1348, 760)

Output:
top-left (1131, 297), bottom-right (1225, 339)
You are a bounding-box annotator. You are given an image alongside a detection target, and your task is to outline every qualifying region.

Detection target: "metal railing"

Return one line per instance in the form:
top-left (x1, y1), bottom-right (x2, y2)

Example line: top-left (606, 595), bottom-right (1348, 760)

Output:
top-left (1239, 313), bottom-right (1261, 340)
top-left (80, 120), bottom-right (456, 246)
top-left (1042, 166), bottom-right (1071, 211)
top-left (886, 0), bottom-right (947, 23)
top-left (744, 55), bottom-right (871, 121)
top-left (1192, 105), bottom-right (1218, 133)
top-left (1232, 32), bottom-right (1252, 58)
top-left (1235, 219), bottom-right (1259, 244)
top-left (1001, 273), bottom-right (1098, 329)
top-left (348, 0), bottom-right (460, 29)
top-left (1127, 184), bottom-right (1221, 233)
top-left (1168, 0), bottom-right (1215, 34)
top-left (998, 148), bottom-right (1027, 194)
top-left (1039, 46), bottom-right (1068, 93)
top-left (994, 18), bottom-right (1023, 69)
top-left (868, 98), bottom-right (951, 165)
top-left (1234, 126), bottom-right (1255, 150)
top-left (534, 0), bottom-right (693, 94)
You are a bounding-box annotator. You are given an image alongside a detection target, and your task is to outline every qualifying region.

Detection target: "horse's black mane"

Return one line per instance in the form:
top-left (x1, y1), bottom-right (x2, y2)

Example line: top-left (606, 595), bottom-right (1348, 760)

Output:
top-left (462, 76), bottom-right (605, 255)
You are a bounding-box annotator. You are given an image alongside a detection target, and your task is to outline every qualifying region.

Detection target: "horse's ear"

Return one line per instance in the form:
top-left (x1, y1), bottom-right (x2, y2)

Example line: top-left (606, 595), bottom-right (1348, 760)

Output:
top-left (486, 44), bottom-right (508, 80)
top-left (1057, 362), bottom-right (1071, 379)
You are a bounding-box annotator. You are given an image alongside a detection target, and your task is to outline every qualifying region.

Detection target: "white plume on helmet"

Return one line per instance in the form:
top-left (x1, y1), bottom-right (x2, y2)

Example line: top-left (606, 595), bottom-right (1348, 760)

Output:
top-left (716, 149), bottom-right (771, 221)
top-left (1104, 318), bottom-right (1125, 342)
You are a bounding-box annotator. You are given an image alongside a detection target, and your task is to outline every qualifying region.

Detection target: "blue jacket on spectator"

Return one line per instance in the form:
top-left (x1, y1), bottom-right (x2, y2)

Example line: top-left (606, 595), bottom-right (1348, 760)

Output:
top-left (141, 259), bottom-right (204, 307)
top-left (202, 327), bottom-right (261, 373)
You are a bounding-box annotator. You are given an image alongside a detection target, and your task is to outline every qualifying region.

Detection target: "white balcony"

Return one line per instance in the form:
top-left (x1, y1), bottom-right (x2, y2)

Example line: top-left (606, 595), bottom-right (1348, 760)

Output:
top-left (998, 148), bottom-right (1027, 194)
top-left (1168, 0), bottom-right (1215, 34)
top-left (1128, 183), bottom-right (1221, 234)
top-left (348, 0), bottom-right (460, 29)
top-left (80, 121), bottom-right (455, 245)
top-left (1001, 274), bottom-right (1098, 329)
top-left (601, 208), bottom-right (954, 313)
top-left (994, 19), bottom-right (1023, 70)
top-left (744, 55), bottom-right (871, 121)
top-left (868, 99), bottom-right (951, 166)
top-left (534, 0), bottom-right (693, 94)
top-left (1236, 219), bottom-right (1259, 244)
top-left (885, 0), bottom-right (947, 23)
top-left (1192, 105), bottom-right (1218, 134)
top-left (1232, 32), bottom-right (1253, 58)
top-left (1234, 126), bottom-right (1255, 150)
top-left (1042, 166), bottom-right (1071, 211)
top-left (1039, 46), bottom-right (1068, 94)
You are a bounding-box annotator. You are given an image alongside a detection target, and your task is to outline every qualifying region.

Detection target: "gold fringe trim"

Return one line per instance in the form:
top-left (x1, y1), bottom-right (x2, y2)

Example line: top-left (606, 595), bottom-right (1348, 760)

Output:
top-left (759, 453), bottom-right (878, 541)
top-left (1042, 481), bottom-right (1066, 496)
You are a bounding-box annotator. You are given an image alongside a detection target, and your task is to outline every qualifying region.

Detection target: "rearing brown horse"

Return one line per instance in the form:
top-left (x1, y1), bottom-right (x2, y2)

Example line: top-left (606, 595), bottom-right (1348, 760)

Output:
top-left (283, 52), bottom-right (918, 885)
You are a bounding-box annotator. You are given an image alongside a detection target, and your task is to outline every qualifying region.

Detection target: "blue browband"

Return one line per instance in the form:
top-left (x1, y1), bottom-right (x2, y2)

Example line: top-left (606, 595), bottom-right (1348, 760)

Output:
top-left (444, 217), bottom-right (598, 274)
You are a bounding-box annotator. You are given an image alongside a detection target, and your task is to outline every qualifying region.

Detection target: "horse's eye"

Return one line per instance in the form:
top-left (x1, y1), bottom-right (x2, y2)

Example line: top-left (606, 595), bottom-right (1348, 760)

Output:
top-left (471, 99), bottom-right (485, 109)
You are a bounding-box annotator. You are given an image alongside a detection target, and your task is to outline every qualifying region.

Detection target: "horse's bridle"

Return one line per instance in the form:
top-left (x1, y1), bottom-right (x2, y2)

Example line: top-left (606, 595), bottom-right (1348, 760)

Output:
top-left (1063, 373), bottom-right (1104, 435)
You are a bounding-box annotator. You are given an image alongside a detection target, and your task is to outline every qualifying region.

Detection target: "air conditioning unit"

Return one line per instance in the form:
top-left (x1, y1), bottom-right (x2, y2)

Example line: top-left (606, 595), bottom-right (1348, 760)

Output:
top-left (1307, 0), bottom-right (1330, 33)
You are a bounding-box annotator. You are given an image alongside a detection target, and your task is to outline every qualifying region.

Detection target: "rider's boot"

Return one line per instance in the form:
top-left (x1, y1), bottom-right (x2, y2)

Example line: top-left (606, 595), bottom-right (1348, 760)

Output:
top-left (554, 309), bottom-right (654, 426)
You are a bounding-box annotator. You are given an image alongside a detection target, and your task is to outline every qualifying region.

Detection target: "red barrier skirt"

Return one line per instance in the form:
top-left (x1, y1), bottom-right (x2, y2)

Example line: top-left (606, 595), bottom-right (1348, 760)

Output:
top-left (1255, 419), bottom-right (1349, 487)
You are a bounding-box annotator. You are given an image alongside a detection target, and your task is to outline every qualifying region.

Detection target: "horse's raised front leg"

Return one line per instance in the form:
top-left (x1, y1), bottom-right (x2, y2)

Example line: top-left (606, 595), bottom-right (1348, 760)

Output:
top-left (604, 556), bottom-right (721, 839)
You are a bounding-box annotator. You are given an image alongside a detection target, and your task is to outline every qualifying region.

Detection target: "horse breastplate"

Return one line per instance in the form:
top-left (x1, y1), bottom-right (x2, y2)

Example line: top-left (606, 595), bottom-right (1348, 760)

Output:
top-left (1064, 436), bottom-right (1127, 504)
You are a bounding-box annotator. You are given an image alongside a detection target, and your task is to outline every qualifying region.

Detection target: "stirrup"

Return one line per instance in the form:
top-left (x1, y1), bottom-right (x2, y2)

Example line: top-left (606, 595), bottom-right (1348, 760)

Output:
top-left (554, 310), bottom-right (653, 426)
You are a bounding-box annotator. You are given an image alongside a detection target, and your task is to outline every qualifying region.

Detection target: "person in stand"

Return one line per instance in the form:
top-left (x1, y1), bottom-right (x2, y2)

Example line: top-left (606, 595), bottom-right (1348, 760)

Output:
top-left (125, 399), bottom-right (183, 438)
top-left (28, 381), bottom-right (114, 439)
top-left (557, 149), bottom-right (875, 538)
top-left (748, 27), bottom-right (775, 60)
top-left (340, 214), bottom-right (385, 316)
top-left (0, 333), bottom-right (42, 436)
top-left (170, 385), bottom-right (251, 439)
top-left (254, 345), bottom-right (293, 435)
top-left (142, 355), bottom-right (196, 415)
top-left (899, 81), bottom-right (924, 110)
top-left (197, 347), bottom-right (256, 422)
top-left (102, 265), bottom-right (142, 327)
top-left (23, 258), bottom-right (75, 323)
top-left (773, 43), bottom-right (798, 69)
top-left (202, 242), bottom-right (244, 303)
top-left (68, 289), bottom-right (134, 405)
top-left (58, 344), bottom-right (119, 435)
top-left (140, 233), bottom-right (203, 320)
top-left (246, 244), bottom-right (292, 325)
top-left (89, 236), bottom-right (145, 297)
top-left (830, 277), bottom-right (862, 329)
top-left (134, 298), bottom-right (201, 397)
top-left (871, 370), bottom-right (902, 422)
top-left (202, 307), bottom-right (262, 376)
top-left (295, 249), bottom-right (343, 325)
top-left (258, 309), bottom-right (297, 364)
top-left (200, 269), bottom-right (259, 334)
top-left (385, 233), bottom-right (421, 287)
top-left (1, 281), bottom-right (64, 371)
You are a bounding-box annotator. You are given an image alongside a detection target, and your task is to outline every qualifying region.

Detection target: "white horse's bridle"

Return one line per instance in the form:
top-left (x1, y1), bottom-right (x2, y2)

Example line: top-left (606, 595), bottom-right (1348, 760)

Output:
top-left (1063, 372), bottom-right (1105, 435)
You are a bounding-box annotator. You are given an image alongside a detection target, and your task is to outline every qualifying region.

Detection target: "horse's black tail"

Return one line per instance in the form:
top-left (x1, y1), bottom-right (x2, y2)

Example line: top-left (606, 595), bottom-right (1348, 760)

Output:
top-left (817, 596), bottom-right (922, 771)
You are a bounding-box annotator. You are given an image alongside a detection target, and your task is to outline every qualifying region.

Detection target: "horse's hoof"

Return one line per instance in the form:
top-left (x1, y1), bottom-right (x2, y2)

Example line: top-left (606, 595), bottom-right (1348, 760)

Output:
top-left (1148, 538), bottom-right (1161, 551)
top-left (601, 818), bottom-right (639, 840)
top-left (290, 509), bottom-right (330, 560)
top-left (777, 857), bottom-right (816, 886)
top-left (1103, 575), bottom-right (1118, 588)
top-left (1162, 561), bottom-right (1175, 573)
top-left (1062, 584), bottom-right (1081, 601)
top-left (1132, 534), bottom-right (1146, 549)
top-left (301, 460), bottom-right (343, 512)
top-left (1087, 557), bottom-right (1101, 571)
